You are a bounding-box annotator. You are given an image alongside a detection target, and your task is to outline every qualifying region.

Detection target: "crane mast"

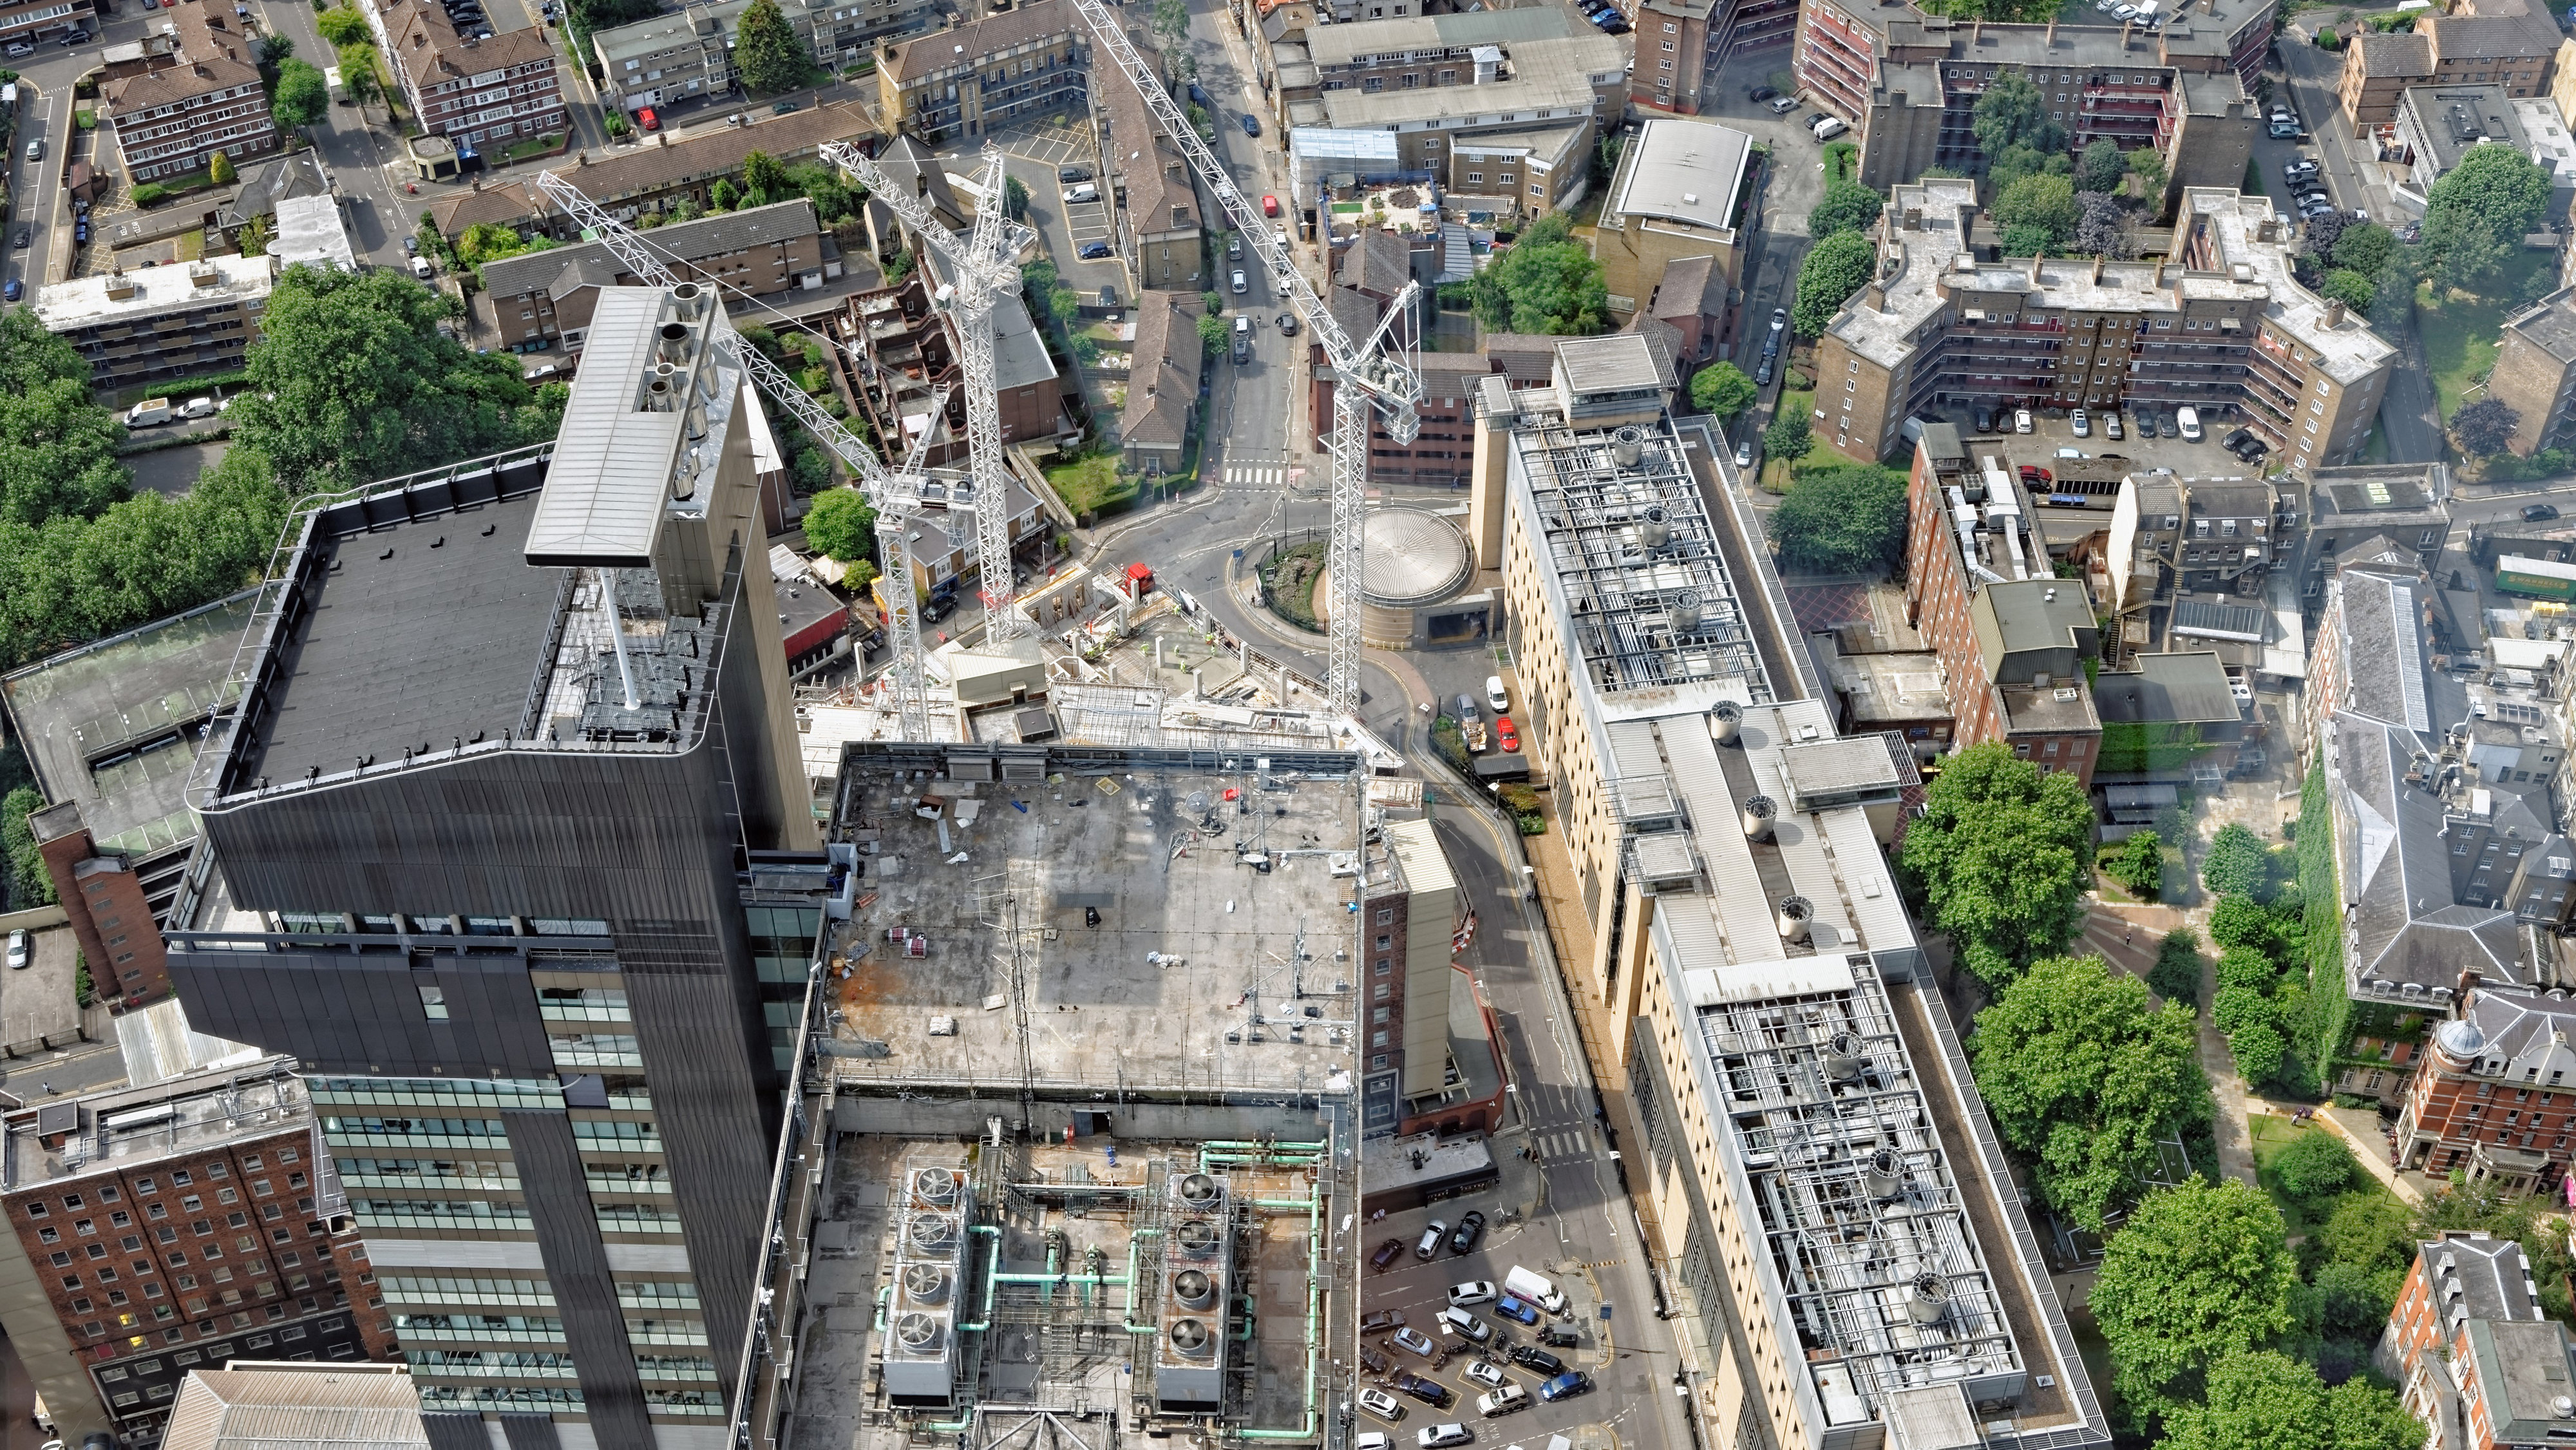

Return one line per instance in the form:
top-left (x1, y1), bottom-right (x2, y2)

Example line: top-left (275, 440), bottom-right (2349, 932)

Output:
top-left (534, 169), bottom-right (945, 739)
top-left (1057, 0), bottom-right (1422, 715)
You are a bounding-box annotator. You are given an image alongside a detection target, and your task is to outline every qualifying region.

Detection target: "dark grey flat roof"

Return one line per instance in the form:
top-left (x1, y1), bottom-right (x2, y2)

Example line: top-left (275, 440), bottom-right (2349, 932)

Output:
top-left (235, 491), bottom-right (560, 788)
top-left (1, 591), bottom-right (257, 859)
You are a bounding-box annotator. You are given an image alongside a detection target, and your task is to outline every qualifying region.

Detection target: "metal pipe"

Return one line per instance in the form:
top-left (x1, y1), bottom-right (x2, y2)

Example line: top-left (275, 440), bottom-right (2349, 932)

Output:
top-left (605, 569), bottom-right (641, 711)
top-left (875, 1283), bottom-right (893, 1332)
top-left (1234, 1190), bottom-right (1324, 1440)
top-left (960, 1223), bottom-right (1003, 1333)
top-left (1124, 1227), bottom-right (1164, 1335)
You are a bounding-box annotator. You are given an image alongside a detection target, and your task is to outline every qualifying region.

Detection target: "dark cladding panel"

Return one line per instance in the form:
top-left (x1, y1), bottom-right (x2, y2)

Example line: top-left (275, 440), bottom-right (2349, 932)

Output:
top-left (617, 920), bottom-right (774, 1397)
top-left (502, 1109), bottom-right (652, 1448)
top-left (498, 1413), bottom-right (566, 1450)
top-left (422, 1412), bottom-right (493, 1450)
top-left (165, 946), bottom-right (556, 1077)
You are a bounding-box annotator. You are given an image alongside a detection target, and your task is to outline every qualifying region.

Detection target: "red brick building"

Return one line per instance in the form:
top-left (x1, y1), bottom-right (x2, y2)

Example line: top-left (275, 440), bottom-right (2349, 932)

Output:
top-left (0, 1063), bottom-right (390, 1449)
top-left (2385, 1230), bottom-right (2576, 1450)
top-left (26, 806), bottom-right (167, 1007)
top-left (1902, 423), bottom-right (2104, 786)
top-left (98, 0), bottom-right (279, 185)
top-left (2394, 984), bottom-right (2576, 1196)
top-left (376, 0), bottom-right (565, 149)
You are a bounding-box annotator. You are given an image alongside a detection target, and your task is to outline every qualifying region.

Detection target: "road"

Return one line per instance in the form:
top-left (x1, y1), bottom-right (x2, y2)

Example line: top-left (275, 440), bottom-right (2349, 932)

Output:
top-left (2273, 20), bottom-right (2445, 464)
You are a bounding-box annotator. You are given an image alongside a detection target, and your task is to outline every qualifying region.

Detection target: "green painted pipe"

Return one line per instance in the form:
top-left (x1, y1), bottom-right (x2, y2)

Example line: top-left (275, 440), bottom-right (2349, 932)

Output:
top-left (960, 1223), bottom-right (1003, 1333)
top-left (1124, 1226), bottom-right (1165, 1335)
top-left (875, 1283), bottom-right (893, 1333)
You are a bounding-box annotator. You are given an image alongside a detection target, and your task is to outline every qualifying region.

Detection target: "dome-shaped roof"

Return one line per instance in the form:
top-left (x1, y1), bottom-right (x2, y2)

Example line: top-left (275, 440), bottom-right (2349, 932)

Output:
top-left (2434, 1016), bottom-right (2486, 1061)
top-left (1359, 510), bottom-right (1472, 607)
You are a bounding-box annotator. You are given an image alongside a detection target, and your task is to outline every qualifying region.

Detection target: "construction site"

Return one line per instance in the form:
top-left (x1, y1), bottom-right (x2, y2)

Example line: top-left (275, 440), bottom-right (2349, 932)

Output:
top-left (728, 739), bottom-right (1378, 1450)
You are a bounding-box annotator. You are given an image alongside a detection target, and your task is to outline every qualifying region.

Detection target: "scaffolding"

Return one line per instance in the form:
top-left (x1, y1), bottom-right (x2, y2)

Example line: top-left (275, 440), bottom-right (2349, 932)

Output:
top-left (1519, 417), bottom-right (1773, 700)
top-left (1694, 958), bottom-right (2025, 1426)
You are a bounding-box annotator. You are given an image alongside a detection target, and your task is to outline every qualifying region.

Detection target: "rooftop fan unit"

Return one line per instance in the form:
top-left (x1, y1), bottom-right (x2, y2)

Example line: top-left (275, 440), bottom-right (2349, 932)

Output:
top-left (909, 1212), bottom-right (958, 1255)
top-left (1176, 1217), bottom-right (1222, 1257)
top-left (913, 1166), bottom-right (960, 1207)
top-left (895, 1311), bottom-right (943, 1353)
top-left (1168, 1318), bottom-right (1215, 1358)
top-left (902, 1263), bottom-right (951, 1305)
top-left (1171, 1268), bottom-right (1216, 1308)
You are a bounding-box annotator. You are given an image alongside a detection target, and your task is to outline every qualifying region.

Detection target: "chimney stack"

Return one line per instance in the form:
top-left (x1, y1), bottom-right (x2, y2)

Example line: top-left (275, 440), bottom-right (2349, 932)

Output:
top-left (1864, 281), bottom-right (1887, 310)
top-left (2027, 253), bottom-right (2043, 283)
top-left (2325, 298), bottom-right (2347, 327)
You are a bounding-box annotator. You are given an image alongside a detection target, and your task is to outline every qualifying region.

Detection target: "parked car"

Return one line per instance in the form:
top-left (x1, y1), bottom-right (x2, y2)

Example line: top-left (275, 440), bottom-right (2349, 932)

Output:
top-left (1971, 406), bottom-right (1993, 432)
top-left (637, 106), bottom-right (659, 131)
top-left (1395, 1373), bottom-right (1452, 1408)
top-left (1493, 1295), bottom-right (1540, 1326)
top-left (1767, 95), bottom-right (1797, 113)
top-left (10, 228), bottom-right (24, 249)
top-left (1803, 112), bottom-right (1826, 128)
top-left (1508, 1346), bottom-right (1564, 1375)
top-left (1734, 437), bottom-right (1753, 466)
top-left (1358, 1390), bottom-right (1406, 1423)
top-left (1756, 358), bottom-right (1774, 385)
top-left (1262, 194), bottom-right (1282, 217)
top-left (1361, 1309), bottom-right (1406, 1334)
top-left (1450, 1211), bottom-right (1486, 1254)
top-left (2525, 503), bottom-right (2562, 523)
top-left (1463, 1361), bottom-right (1507, 1390)
top-left (2105, 412), bottom-right (2123, 439)
top-left (1078, 241), bottom-right (1112, 260)
top-left (5, 930), bottom-right (27, 971)
top-left (3, 279), bottom-right (19, 303)
top-left (1064, 182), bottom-right (1101, 205)
top-left (2157, 412), bottom-right (2178, 438)
top-left (2176, 405), bottom-right (2203, 441)
top-left (1417, 1426), bottom-right (1472, 1449)
top-left (1275, 312), bottom-right (1297, 335)
top-left (1240, 113), bottom-right (1259, 135)
top-left (3, 40), bottom-right (32, 57)
top-left (1358, 1435), bottom-right (1392, 1450)
top-left (1749, 86), bottom-right (1778, 100)
top-left (1539, 1373), bottom-right (1594, 1403)
top-left (1435, 1308), bottom-right (1492, 1343)
top-left (1486, 676), bottom-right (1510, 713)
top-left (2013, 408), bottom-right (2033, 433)
top-left (1537, 1326), bottom-right (1580, 1348)
top-left (2019, 464), bottom-right (2051, 485)
top-left (1392, 1328), bottom-right (1438, 1359)
top-left (1231, 268), bottom-right (1248, 294)
top-left (2071, 408), bottom-right (2090, 437)
top-left (1449, 1281), bottom-right (1497, 1307)
top-left (1416, 1221), bottom-right (1448, 1259)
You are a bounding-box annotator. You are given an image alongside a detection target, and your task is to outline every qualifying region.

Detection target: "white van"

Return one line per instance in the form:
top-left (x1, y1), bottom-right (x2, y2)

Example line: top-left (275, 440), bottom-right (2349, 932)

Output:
top-left (2176, 405), bottom-right (2203, 441)
top-left (411, 254), bottom-right (435, 280)
top-left (1485, 676), bottom-right (1510, 714)
top-left (1503, 1266), bottom-right (1567, 1315)
top-left (1812, 116), bottom-right (1848, 141)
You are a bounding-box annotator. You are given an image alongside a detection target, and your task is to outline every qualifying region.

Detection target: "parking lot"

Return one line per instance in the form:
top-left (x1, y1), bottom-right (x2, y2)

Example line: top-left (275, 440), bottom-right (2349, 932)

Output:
top-left (1358, 1185), bottom-right (1629, 1450)
top-left (1926, 402), bottom-right (2277, 485)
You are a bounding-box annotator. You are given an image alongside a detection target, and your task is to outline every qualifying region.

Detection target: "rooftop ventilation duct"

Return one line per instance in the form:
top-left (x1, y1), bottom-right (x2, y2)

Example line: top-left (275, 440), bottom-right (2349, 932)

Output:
top-left (1176, 1172), bottom-right (1221, 1207)
top-left (1613, 426), bottom-right (1644, 467)
top-left (908, 1212), bottom-right (957, 1254)
top-left (1640, 505), bottom-right (1671, 552)
top-left (1863, 1149), bottom-right (1902, 1201)
top-left (1906, 1274), bottom-right (1951, 1326)
top-left (895, 1312), bottom-right (943, 1351)
top-left (1710, 700), bottom-right (1742, 744)
top-left (1172, 1268), bottom-right (1216, 1308)
top-left (1741, 796), bottom-right (1776, 841)
top-left (1175, 1217), bottom-right (1222, 1257)
top-left (1670, 590), bottom-right (1703, 634)
top-left (902, 1263), bottom-right (951, 1304)
top-left (1778, 895), bottom-right (1815, 945)
top-left (913, 1167), bottom-right (960, 1205)
top-left (670, 281), bottom-right (706, 320)
top-left (658, 320), bottom-right (690, 364)
top-left (1821, 1029), bottom-right (1862, 1083)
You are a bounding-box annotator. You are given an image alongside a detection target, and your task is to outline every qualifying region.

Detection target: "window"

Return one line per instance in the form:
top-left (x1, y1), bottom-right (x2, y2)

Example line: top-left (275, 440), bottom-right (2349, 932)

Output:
top-left (419, 987), bottom-right (448, 1021)
top-left (1466, 171), bottom-right (1482, 183)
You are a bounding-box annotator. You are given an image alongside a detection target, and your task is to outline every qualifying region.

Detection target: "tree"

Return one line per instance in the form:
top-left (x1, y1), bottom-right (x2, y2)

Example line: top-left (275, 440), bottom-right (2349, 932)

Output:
top-left (2089, 1179), bottom-right (2298, 1425)
top-left (1466, 233), bottom-right (1609, 335)
top-left (2146, 928), bottom-right (2201, 1007)
top-left (1151, 0), bottom-right (1189, 43)
top-left (1791, 230), bottom-right (1875, 336)
top-left (271, 59), bottom-right (329, 130)
top-left (2000, 223), bottom-right (2057, 258)
top-left (2076, 138), bottom-right (2126, 193)
top-left (2423, 205), bottom-right (2512, 295)
top-left (236, 213), bottom-right (272, 258)
top-left (1987, 142), bottom-right (2054, 195)
top-left (209, 150), bottom-right (236, 186)
top-left (2319, 1192), bottom-right (2418, 1275)
top-left (1769, 464), bottom-right (1908, 575)
top-left (229, 265), bottom-right (553, 495)
top-left (315, 3), bottom-right (372, 44)
top-left (2271, 1130), bottom-right (2356, 1206)
top-left (2333, 222), bottom-right (2398, 279)
top-left (1003, 175), bottom-right (1030, 222)
top-left (255, 32), bottom-right (295, 68)
top-left (2327, 1378), bottom-right (2428, 1450)
top-left (1689, 361), bottom-right (1756, 423)
top-left (742, 149), bottom-right (789, 206)
top-left (455, 223), bottom-right (542, 269)
top-left (2303, 207), bottom-right (2351, 263)
top-left (2215, 945), bottom-right (2278, 995)
top-left (2427, 144), bottom-right (2552, 250)
top-left (2201, 823), bottom-right (2271, 897)
top-left (2074, 190), bottom-right (2132, 259)
top-left (1806, 182), bottom-right (1884, 238)
top-left (2126, 146), bottom-right (2168, 202)
top-left (734, 0), bottom-right (808, 94)
top-left (2453, 396), bottom-right (2521, 457)
top-left (0, 311), bottom-right (131, 528)
top-left (1993, 173), bottom-right (2078, 251)
top-left (3, 786), bottom-right (53, 908)
top-left (2158, 1351), bottom-right (2330, 1450)
top-left (2210, 893), bottom-right (2290, 960)
top-left (801, 487), bottom-right (876, 564)
top-left (1899, 742), bottom-right (2096, 984)
top-left (710, 178), bottom-right (740, 213)
top-left (1970, 955), bottom-right (2211, 1232)
top-left (1761, 410), bottom-right (1812, 465)
top-left (338, 43), bottom-right (382, 108)
top-left (1196, 312), bottom-right (1227, 350)
top-left (2101, 828), bottom-right (2163, 898)
top-left (2318, 268), bottom-right (2376, 316)
top-left (2230, 1023), bottom-right (2286, 1084)
top-left (1971, 71), bottom-right (2063, 158)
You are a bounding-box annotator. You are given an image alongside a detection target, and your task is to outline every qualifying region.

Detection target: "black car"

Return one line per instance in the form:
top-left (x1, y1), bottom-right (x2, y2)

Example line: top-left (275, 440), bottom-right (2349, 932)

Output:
top-left (1370, 1238), bottom-right (1405, 1272)
top-left (1749, 86), bottom-right (1779, 101)
top-left (922, 593), bottom-right (958, 624)
top-left (1803, 112), bottom-right (1827, 129)
top-left (2526, 503), bottom-right (2562, 523)
top-left (1448, 1211), bottom-right (1486, 1255)
top-left (10, 228), bottom-right (25, 250)
top-left (1508, 1346), bottom-right (1564, 1376)
top-left (1394, 1373), bottom-right (1454, 1409)
top-left (2221, 427), bottom-right (2255, 451)
top-left (1077, 240), bottom-right (1112, 260)
top-left (1059, 166), bottom-right (1093, 184)
top-left (1972, 406), bottom-right (1993, 433)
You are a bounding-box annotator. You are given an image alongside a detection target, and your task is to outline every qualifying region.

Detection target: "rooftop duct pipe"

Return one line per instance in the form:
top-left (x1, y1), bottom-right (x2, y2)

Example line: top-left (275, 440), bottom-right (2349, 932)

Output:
top-left (669, 281), bottom-right (706, 320)
top-left (1711, 700), bottom-right (1743, 744)
top-left (1613, 427), bottom-right (1644, 466)
top-left (1777, 895), bottom-right (1814, 944)
top-left (658, 320), bottom-right (690, 364)
top-left (1741, 796), bottom-right (1776, 841)
top-left (605, 571), bottom-right (641, 711)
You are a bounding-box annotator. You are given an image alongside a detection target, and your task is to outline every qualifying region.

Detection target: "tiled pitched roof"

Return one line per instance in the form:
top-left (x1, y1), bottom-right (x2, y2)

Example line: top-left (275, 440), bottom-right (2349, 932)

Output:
top-left (1340, 229), bottom-right (1413, 298)
top-left (2349, 28), bottom-right (2432, 77)
top-left (882, 0), bottom-right (1072, 83)
top-left (386, 0), bottom-right (558, 81)
top-left (1120, 296), bottom-right (1201, 448)
top-left (103, 0), bottom-right (263, 115)
top-left (1649, 254), bottom-right (1718, 321)
top-left (2427, 11), bottom-right (2556, 60)
top-left (1099, 59), bottom-right (1198, 240)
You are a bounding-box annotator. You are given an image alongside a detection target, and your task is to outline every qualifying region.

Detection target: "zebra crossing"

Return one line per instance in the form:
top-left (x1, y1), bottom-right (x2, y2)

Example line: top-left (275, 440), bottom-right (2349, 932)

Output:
top-left (1528, 1126), bottom-right (1591, 1161)
top-left (1222, 461), bottom-right (1292, 488)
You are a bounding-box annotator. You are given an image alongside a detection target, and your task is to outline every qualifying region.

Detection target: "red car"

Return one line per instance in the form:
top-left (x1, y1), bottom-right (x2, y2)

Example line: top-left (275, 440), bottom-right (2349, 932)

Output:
top-left (637, 106), bottom-right (660, 131)
top-left (1496, 716), bottom-right (1519, 752)
top-left (1261, 193), bottom-right (1281, 218)
top-left (2018, 464), bottom-right (2051, 485)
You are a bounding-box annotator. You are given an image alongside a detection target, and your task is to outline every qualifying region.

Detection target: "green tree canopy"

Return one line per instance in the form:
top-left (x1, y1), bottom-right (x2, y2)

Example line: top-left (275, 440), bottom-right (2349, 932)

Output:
top-left (2210, 893), bottom-right (2291, 962)
top-left (1688, 361), bottom-right (1756, 422)
top-left (1806, 181), bottom-right (1884, 239)
top-left (802, 487), bottom-right (877, 563)
top-left (2318, 1192), bottom-right (2418, 1275)
top-left (743, 149), bottom-right (790, 205)
top-left (2201, 822), bottom-right (2271, 897)
top-left (1791, 230), bottom-right (1876, 336)
top-left (2318, 268), bottom-right (2376, 316)
top-left (2453, 396), bottom-right (2521, 456)
top-left (1899, 742), bottom-right (2095, 984)
top-left (0, 310), bottom-right (130, 528)
top-left (734, 0), bottom-right (808, 93)
top-left (209, 150), bottom-right (236, 186)
top-left (1196, 312), bottom-right (1227, 350)
top-left (231, 265), bottom-right (556, 495)
top-left (1769, 464), bottom-right (1907, 575)
top-left (2427, 144), bottom-right (2553, 247)
top-left (337, 42), bottom-right (382, 107)
top-left (2090, 1179), bottom-right (2298, 1426)
top-left (271, 59), bottom-right (330, 129)
top-left (1971, 71), bottom-right (2065, 157)
top-left (315, 4), bottom-right (372, 44)
top-left (2163, 1350), bottom-right (2422, 1450)
top-left (2333, 222), bottom-right (2398, 278)
top-left (2271, 1130), bottom-right (2356, 1205)
top-left (1003, 174), bottom-right (1030, 221)
top-left (3, 785), bottom-right (53, 909)
top-left (2215, 945), bottom-right (2278, 995)
top-left (1466, 229), bottom-right (1609, 336)
top-left (1993, 173), bottom-right (2078, 251)
top-left (2102, 828), bottom-right (2163, 898)
top-left (2076, 138), bottom-right (2126, 193)
top-left (1762, 410), bottom-right (1812, 465)
top-left (455, 222), bottom-right (547, 269)
top-left (1969, 955), bottom-right (2211, 1232)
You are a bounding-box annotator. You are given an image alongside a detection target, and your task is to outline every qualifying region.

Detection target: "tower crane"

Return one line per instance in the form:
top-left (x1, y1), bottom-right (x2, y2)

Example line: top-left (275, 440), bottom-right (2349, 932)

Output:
top-left (813, 142), bottom-right (1036, 645)
top-left (534, 169), bottom-right (950, 741)
top-left (1059, 0), bottom-right (1423, 714)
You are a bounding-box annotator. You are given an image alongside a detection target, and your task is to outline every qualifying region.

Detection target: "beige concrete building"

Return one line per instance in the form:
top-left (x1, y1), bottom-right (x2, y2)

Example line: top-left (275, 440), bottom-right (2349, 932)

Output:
top-left (1593, 115), bottom-right (1752, 325)
top-left (2492, 286), bottom-right (2576, 456)
top-left (873, 0), bottom-right (1083, 142)
top-left (32, 255), bottom-right (274, 395)
top-left (1812, 180), bottom-right (2396, 468)
top-left (2340, 11), bottom-right (2555, 136)
top-left (1312, 25), bottom-right (1625, 215)
top-left (1459, 365), bottom-right (2112, 1450)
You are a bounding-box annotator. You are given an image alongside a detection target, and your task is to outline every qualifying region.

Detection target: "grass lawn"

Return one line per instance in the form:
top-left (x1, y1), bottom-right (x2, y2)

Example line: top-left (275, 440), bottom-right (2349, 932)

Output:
top-left (2248, 1114), bottom-right (2398, 1239)
top-left (1044, 450), bottom-right (1136, 519)
top-left (2416, 254), bottom-right (2552, 421)
top-left (504, 132), bottom-right (563, 162)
